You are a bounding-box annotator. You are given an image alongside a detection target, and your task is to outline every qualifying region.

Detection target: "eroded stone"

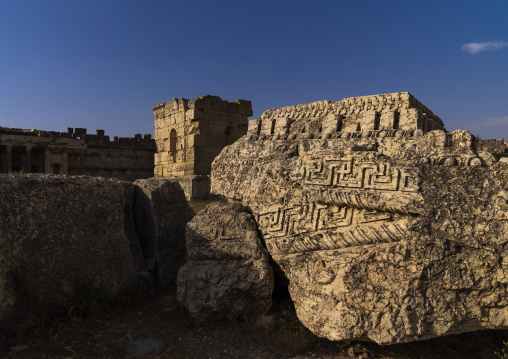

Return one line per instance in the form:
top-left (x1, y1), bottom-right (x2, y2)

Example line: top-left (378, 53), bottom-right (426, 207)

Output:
top-left (134, 178), bottom-right (194, 286)
top-left (0, 174), bottom-right (147, 318)
top-left (211, 92), bottom-right (508, 344)
top-left (177, 201), bottom-right (273, 323)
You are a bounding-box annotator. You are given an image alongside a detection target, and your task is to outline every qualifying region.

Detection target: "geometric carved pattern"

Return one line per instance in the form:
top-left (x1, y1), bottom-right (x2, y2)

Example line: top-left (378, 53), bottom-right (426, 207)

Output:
top-left (319, 189), bottom-right (420, 215)
top-left (257, 203), bottom-right (353, 240)
top-left (256, 201), bottom-right (413, 254)
top-left (303, 158), bottom-right (419, 192)
top-left (266, 219), bottom-right (410, 255)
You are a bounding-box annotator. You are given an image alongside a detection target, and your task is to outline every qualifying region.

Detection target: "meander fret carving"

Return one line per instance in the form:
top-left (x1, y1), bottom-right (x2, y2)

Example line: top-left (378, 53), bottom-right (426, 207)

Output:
top-left (257, 204), bottom-right (353, 239)
top-left (302, 158), bottom-right (419, 192)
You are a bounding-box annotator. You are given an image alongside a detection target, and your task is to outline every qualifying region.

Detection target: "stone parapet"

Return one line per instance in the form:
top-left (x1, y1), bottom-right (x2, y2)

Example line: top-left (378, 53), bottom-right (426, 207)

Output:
top-left (479, 138), bottom-right (507, 153)
top-left (0, 127), bottom-right (155, 179)
top-left (0, 127), bottom-right (154, 148)
top-left (251, 92), bottom-right (445, 139)
top-left (152, 95), bottom-right (253, 120)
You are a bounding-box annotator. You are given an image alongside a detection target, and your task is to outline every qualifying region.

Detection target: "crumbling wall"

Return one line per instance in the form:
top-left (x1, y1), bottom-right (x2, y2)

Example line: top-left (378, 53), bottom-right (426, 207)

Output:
top-left (479, 138), bottom-right (507, 154)
top-left (0, 127), bottom-right (155, 180)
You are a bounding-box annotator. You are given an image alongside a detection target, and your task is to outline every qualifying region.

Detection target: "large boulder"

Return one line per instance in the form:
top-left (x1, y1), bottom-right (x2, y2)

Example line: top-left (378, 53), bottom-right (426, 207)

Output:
top-left (134, 178), bottom-right (194, 286)
top-left (0, 174), bottom-right (193, 321)
top-left (0, 174), bottom-right (147, 318)
top-left (211, 92), bottom-right (508, 344)
top-left (177, 201), bottom-right (273, 323)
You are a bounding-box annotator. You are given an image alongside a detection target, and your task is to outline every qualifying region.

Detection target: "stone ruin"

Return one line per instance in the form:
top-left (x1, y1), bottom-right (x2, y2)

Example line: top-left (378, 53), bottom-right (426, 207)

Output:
top-left (211, 92), bottom-right (508, 344)
top-left (152, 95), bottom-right (252, 200)
top-left (479, 138), bottom-right (508, 154)
top-left (0, 127), bottom-right (155, 180)
top-left (3, 91), bottom-right (508, 347)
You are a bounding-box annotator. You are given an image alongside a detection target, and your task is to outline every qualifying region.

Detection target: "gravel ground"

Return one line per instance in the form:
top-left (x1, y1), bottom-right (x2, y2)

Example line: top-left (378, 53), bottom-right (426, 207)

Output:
top-left (1, 287), bottom-right (506, 359)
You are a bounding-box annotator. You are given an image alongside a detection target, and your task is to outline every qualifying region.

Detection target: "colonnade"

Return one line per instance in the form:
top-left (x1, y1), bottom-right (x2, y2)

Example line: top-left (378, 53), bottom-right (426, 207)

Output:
top-left (0, 143), bottom-right (86, 175)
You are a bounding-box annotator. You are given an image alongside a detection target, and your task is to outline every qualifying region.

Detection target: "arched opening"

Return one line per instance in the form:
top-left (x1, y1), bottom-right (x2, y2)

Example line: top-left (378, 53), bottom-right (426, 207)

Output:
top-left (169, 129), bottom-right (177, 163)
top-left (53, 164), bottom-right (61, 174)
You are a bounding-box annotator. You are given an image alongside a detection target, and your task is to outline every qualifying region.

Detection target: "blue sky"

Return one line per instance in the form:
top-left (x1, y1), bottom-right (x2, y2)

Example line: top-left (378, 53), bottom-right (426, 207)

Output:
top-left (1, 0), bottom-right (507, 139)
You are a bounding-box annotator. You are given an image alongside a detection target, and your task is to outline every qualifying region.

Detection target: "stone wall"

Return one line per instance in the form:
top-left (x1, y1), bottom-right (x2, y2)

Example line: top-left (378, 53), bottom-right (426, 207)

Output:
top-left (479, 138), bottom-right (507, 154)
top-left (0, 127), bottom-right (155, 181)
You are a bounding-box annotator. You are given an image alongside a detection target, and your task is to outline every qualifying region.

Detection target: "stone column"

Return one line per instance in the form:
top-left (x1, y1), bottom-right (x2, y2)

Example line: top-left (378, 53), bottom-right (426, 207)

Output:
top-left (44, 147), bottom-right (51, 173)
top-left (80, 150), bottom-right (85, 175)
top-left (6, 144), bottom-right (12, 173)
top-left (25, 145), bottom-right (32, 173)
top-left (62, 148), bottom-right (68, 175)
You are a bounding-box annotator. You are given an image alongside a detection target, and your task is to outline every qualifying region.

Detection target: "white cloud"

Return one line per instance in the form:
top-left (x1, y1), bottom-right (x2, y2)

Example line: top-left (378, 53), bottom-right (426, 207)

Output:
top-left (461, 41), bottom-right (508, 54)
top-left (470, 116), bottom-right (508, 128)
top-left (467, 116), bottom-right (508, 139)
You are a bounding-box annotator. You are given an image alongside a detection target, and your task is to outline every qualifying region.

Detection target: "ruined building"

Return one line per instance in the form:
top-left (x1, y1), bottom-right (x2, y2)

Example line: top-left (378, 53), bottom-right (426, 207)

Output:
top-left (0, 127), bottom-right (155, 180)
top-left (478, 138), bottom-right (508, 154)
top-left (152, 95), bottom-right (252, 199)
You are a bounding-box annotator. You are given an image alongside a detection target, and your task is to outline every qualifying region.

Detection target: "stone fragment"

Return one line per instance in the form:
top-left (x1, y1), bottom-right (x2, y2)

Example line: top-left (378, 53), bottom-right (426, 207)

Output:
top-left (177, 201), bottom-right (273, 323)
top-left (134, 178), bottom-right (194, 286)
top-left (211, 92), bottom-right (508, 344)
top-left (0, 174), bottom-right (148, 319)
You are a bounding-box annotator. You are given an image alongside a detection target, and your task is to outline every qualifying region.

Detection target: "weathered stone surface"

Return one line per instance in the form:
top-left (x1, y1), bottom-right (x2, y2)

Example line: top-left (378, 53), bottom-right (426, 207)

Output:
top-left (0, 127), bottom-right (155, 180)
top-left (152, 95), bottom-right (251, 199)
top-left (134, 178), bottom-right (194, 286)
top-left (0, 174), bottom-right (148, 319)
top-left (177, 201), bottom-right (273, 323)
top-left (211, 92), bottom-right (508, 344)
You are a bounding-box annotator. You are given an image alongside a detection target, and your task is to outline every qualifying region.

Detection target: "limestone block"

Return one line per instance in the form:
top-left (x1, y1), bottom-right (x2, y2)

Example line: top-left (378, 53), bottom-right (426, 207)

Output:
top-left (186, 108), bottom-right (205, 121)
top-left (322, 114), bottom-right (340, 133)
top-left (260, 118), bottom-right (275, 136)
top-left (0, 174), bottom-right (148, 320)
top-left (248, 119), bottom-right (261, 135)
top-left (380, 111), bottom-right (397, 130)
top-left (273, 117), bottom-right (293, 135)
top-left (399, 108), bottom-right (419, 131)
top-left (210, 92), bottom-right (508, 344)
top-left (360, 110), bottom-right (377, 131)
top-left (227, 102), bottom-right (239, 113)
top-left (134, 178), bottom-right (194, 286)
top-left (177, 201), bottom-right (273, 323)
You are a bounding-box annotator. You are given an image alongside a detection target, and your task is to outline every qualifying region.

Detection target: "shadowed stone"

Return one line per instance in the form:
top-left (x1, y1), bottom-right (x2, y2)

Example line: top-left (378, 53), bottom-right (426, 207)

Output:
top-left (177, 201), bottom-right (273, 323)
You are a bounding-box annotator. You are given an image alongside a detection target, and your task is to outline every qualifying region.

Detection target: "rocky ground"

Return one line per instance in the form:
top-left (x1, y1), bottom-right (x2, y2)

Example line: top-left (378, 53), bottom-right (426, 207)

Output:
top-left (0, 286), bottom-right (506, 359)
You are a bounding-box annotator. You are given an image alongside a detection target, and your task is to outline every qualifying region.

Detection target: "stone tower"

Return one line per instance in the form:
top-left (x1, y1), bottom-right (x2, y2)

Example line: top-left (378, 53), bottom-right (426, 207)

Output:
top-left (152, 94), bottom-right (252, 199)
